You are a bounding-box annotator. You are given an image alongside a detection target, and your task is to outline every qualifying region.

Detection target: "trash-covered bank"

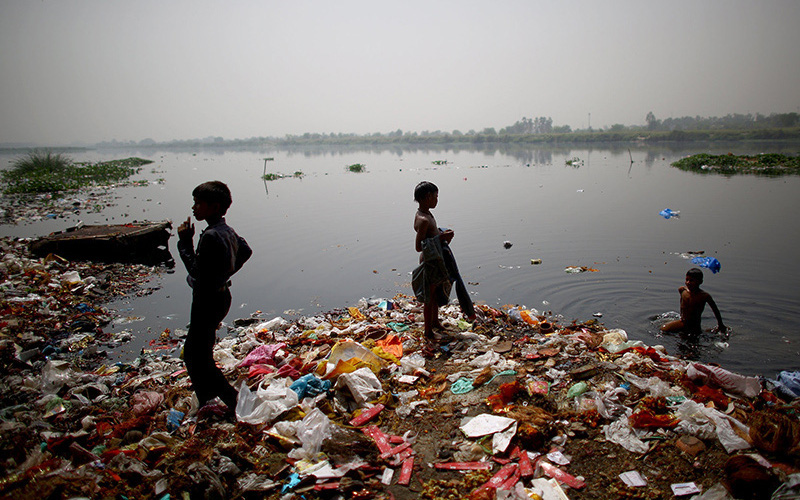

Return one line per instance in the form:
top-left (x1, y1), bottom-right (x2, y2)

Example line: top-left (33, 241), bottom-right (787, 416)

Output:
top-left (2, 238), bottom-right (800, 499)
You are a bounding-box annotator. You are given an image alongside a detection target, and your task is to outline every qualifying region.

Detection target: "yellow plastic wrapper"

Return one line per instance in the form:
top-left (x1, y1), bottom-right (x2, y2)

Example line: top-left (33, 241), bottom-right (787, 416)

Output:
top-left (348, 307), bottom-right (366, 321)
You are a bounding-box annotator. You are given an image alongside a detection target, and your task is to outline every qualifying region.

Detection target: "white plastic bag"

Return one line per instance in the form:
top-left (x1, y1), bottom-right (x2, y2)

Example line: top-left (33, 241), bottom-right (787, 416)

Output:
top-left (674, 400), bottom-right (750, 453)
top-left (236, 379), bottom-right (299, 425)
top-left (603, 411), bottom-right (650, 454)
top-left (40, 360), bottom-right (79, 394)
top-left (336, 367), bottom-right (383, 406)
top-left (287, 408), bottom-right (332, 460)
top-left (686, 363), bottom-right (761, 399)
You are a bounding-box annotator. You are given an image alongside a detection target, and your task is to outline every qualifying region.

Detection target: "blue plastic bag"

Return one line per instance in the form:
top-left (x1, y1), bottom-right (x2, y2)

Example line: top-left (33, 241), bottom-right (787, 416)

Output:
top-left (166, 409), bottom-right (184, 431)
top-left (691, 256), bottom-right (721, 274)
top-left (289, 373), bottom-right (331, 400)
top-left (659, 208), bottom-right (680, 219)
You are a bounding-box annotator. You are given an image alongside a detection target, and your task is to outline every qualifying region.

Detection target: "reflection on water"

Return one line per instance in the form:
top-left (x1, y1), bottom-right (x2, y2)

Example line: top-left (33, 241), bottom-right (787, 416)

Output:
top-left (1, 141), bottom-right (799, 376)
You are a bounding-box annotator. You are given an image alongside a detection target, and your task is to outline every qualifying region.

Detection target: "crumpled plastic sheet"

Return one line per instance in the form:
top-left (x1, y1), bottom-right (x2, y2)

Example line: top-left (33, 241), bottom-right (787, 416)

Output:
top-left (238, 343), bottom-right (287, 368)
top-left (131, 391), bottom-right (164, 415)
top-left (770, 371), bottom-right (800, 400)
top-left (686, 362), bottom-right (761, 399)
top-left (335, 366), bottom-right (383, 406)
top-left (286, 408), bottom-right (332, 460)
top-left (603, 410), bottom-right (650, 454)
top-left (40, 360), bottom-right (80, 394)
top-left (235, 378), bottom-right (299, 425)
top-left (771, 473), bottom-right (800, 500)
top-left (290, 373), bottom-right (331, 400)
top-left (187, 462), bottom-right (225, 499)
top-left (674, 400), bottom-right (750, 453)
top-left (691, 256), bottom-right (721, 274)
top-left (625, 373), bottom-right (683, 398)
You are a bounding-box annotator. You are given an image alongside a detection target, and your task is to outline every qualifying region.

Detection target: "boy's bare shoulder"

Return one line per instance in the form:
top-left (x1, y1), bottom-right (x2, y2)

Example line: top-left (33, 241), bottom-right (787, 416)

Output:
top-left (414, 211), bottom-right (433, 231)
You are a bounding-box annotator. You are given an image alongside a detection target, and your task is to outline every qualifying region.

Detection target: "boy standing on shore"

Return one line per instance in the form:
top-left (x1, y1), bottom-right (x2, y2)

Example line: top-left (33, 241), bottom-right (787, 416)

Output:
top-left (413, 181), bottom-right (477, 352)
top-left (661, 267), bottom-right (726, 335)
top-left (177, 181), bottom-right (252, 417)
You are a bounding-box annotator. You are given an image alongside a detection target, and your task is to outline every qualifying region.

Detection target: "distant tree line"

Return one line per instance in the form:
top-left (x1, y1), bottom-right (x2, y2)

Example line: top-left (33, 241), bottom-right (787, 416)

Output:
top-left (644, 111), bottom-right (799, 131)
top-left (91, 112), bottom-right (800, 150)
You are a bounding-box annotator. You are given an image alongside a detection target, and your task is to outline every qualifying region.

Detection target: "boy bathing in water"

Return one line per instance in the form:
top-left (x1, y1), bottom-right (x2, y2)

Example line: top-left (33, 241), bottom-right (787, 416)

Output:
top-left (412, 181), bottom-right (475, 351)
top-left (661, 268), bottom-right (727, 334)
top-left (177, 181), bottom-right (252, 419)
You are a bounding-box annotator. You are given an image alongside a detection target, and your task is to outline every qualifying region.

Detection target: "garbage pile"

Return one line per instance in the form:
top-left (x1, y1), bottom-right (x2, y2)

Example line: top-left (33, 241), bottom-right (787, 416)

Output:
top-left (0, 188), bottom-right (125, 225)
top-left (0, 235), bottom-right (164, 371)
top-left (2, 241), bottom-right (800, 499)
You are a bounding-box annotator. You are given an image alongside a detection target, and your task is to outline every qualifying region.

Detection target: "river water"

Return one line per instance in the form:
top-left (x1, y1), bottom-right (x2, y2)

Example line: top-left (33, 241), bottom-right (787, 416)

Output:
top-left (2, 141), bottom-right (799, 377)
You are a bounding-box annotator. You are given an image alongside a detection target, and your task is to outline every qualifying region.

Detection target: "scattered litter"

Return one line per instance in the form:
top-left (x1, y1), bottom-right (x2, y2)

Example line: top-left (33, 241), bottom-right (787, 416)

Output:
top-left (565, 265), bottom-right (599, 273)
top-left (619, 470), bottom-right (647, 487)
top-left (671, 481), bottom-right (702, 496)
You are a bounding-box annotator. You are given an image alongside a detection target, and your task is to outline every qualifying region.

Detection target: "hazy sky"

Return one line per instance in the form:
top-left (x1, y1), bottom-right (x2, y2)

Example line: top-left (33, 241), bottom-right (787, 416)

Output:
top-left (1, 0), bottom-right (798, 145)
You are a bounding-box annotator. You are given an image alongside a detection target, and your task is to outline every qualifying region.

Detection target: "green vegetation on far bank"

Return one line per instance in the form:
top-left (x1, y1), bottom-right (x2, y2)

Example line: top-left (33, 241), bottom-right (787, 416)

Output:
top-left (347, 163), bottom-right (366, 173)
top-left (672, 153), bottom-right (800, 176)
top-left (1, 151), bottom-right (151, 194)
top-left (262, 171), bottom-right (303, 181)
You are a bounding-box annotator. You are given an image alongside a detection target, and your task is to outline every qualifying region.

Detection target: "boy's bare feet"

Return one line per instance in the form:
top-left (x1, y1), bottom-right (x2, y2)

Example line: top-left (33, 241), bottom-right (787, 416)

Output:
top-left (422, 341), bottom-right (439, 357)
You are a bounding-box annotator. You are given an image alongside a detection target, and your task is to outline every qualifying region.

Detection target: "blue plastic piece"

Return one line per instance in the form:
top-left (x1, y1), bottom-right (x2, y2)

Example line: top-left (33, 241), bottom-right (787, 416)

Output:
top-left (691, 256), bottom-right (721, 274)
top-left (659, 208), bottom-right (679, 219)
top-left (290, 374), bottom-right (331, 400)
top-left (281, 473), bottom-right (301, 493)
top-left (166, 409), bottom-right (184, 431)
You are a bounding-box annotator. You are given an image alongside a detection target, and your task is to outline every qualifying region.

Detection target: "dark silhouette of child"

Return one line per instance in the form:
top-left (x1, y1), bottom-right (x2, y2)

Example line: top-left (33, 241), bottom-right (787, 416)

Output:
top-left (177, 181), bottom-right (252, 416)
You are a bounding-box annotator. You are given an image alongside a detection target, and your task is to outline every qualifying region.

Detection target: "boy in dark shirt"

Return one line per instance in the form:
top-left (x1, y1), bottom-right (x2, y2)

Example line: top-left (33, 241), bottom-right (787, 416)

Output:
top-left (661, 267), bottom-right (726, 334)
top-left (177, 181), bottom-right (252, 417)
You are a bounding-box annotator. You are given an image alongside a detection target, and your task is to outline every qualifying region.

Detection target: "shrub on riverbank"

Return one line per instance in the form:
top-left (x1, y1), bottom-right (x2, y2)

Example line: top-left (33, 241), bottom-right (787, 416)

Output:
top-left (672, 153), bottom-right (800, 176)
top-left (1, 151), bottom-right (152, 194)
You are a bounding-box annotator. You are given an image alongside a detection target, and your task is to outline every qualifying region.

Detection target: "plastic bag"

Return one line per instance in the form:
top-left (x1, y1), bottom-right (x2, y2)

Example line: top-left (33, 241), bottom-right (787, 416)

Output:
top-left (236, 379), bottom-right (299, 425)
top-left (400, 352), bottom-right (429, 376)
top-left (691, 256), bottom-right (721, 273)
top-left (328, 341), bottom-right (383, 374)
top-left (238, 343), bottom-right (286, 368)
top-left (770, 371), bottom-right (800, 399)
top-left (336, 367), bottom-right (383, 406)
top-left (40, 360), bottom-right (80, 394)
top-left (674, 400), bottom-right (750, 453)
top-left (603, 411), bottom-right (650, 454)
top-left (625, 373), bottom-right (681, 398)
top-left (470, 350), bottom-right (501, 368)
top-left (686, 362), bottom-right (761, 398)
top-left (213, 347), bottom-right (240, 371)
top-left (289, 373), bottom-right (331, 400)
top-left (131, 391), bottom-right (164, 415)
top-left (287, 408), bottom-right (332, 460)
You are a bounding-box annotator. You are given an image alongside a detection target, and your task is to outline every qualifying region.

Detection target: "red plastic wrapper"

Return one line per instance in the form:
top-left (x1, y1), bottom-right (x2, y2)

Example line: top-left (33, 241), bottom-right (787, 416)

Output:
top-left (362, 425), bottom-right (392, 454)
top-left (397, 457), bottom-right (414, 485)
top-left (349, 404), bottom-right (384, 426)
top-left (434, 462), bottom-right (493, 471)
top-left (380, 441), bottom-right (412, 459)
top-left (499, 466), bottom-right (521, 490)
top-left (474, 462), bottom-right (517, 494)
top-left (628, 409), bottom-right (678, 429)
top-left (313, 481), bottom-right (340, 491)
top-left (539, 461), bottom-right (586, 489)
top-left (515, 447), bottom-right (534, 478)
